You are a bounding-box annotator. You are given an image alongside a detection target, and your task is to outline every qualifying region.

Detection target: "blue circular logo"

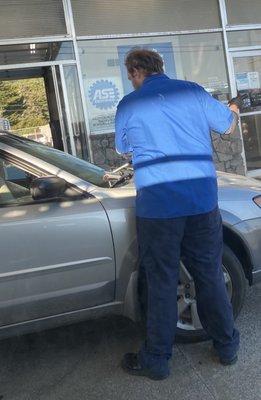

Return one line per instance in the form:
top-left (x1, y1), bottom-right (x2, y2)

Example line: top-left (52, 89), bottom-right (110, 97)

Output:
top-left (89, 79), bottom-right (120, 110)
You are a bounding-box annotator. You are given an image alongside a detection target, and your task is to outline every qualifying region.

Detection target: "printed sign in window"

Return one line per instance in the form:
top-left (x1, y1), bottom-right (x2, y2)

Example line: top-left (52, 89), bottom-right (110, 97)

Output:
top-left (236, 72), bottom-right (260, 91)
top-left (85, 77), bottom-right (124, 134)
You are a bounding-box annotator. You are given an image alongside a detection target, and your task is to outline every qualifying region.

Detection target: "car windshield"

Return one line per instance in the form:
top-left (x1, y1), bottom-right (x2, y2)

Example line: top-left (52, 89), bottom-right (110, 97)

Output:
top-left (0, 133), bottom-right (107, 187)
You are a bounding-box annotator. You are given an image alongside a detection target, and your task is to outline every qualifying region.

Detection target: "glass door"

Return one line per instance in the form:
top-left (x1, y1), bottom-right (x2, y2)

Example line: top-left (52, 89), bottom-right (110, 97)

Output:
top-left (232, 51), bottom-right (261, 176)
top-left (52, 65), bottom-right (75, 155)
top-left (62, 65), bottom-right (89, 160)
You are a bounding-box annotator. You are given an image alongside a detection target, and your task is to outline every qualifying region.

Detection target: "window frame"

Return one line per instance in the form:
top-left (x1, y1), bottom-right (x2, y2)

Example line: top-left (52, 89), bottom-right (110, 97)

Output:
top-left (224, 0), bottom-right (261, 28)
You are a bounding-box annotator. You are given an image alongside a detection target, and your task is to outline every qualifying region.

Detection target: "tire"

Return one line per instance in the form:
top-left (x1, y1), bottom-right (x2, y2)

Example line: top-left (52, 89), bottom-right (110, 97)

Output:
top-left (175, 244), bottom-right (247, 343)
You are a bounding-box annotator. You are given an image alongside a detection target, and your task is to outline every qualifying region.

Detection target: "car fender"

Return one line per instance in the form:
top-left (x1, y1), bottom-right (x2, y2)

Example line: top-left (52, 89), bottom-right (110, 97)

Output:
top-left (123, 270), bottom-right (140, 321)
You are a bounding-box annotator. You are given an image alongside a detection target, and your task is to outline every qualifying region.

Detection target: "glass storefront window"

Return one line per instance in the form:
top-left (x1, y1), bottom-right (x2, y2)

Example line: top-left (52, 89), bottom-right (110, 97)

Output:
top-left (227, 30), bottom-right (261, 48)
top-left (0, 0), bottom-right (67, 40)
top-left (72, 0), bottom-right (221, 37)
top-left (78, 33), bottom-right (229, 136)
top-left (241, 114), bottom-right (261, 171)
top-left (225, 0), bottom-right (261, 26)
top-left (0, 42), bottom-right (75, 66)
top-left (233, 55), bottom-right (261, 113)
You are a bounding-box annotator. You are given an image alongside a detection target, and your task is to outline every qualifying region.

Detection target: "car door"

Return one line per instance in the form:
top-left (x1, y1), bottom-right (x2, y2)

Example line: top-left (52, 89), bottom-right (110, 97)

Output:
top-left (0, 155), bottom-right (115, 327)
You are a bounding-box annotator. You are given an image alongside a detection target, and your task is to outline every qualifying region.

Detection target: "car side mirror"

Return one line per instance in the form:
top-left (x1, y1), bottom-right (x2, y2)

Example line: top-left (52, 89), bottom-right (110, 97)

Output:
top-left (30, 176), bottom-right (67, 201)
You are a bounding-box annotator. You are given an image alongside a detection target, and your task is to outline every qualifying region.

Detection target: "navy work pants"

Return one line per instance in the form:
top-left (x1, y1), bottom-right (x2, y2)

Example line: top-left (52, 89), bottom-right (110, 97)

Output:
top-left (137, 207), bottom-right (239, 369)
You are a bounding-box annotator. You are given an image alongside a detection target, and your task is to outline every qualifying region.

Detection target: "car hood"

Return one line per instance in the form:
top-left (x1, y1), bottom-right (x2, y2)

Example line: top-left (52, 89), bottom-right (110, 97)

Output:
top-left (217, 171), bottom-right (261, 203)
top-left (216, 172), bottom-right (261, 222)
top-left (121, 171), bottom-right (261, 192)
top-left (217, 171), bottom-right (261, 190)
top-left (94, 171), bottom-right (261, 223)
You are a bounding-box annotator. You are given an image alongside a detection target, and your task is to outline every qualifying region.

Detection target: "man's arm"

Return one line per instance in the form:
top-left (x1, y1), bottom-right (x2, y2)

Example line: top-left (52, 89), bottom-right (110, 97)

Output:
top-left (115, 101), bottom-right (133, 154)
top-left (224, 95), bottom-right (243, 134)
top-left (196, 85), bottom-right (239, 135)
top-left (223, 110), bottom-right (239, 135)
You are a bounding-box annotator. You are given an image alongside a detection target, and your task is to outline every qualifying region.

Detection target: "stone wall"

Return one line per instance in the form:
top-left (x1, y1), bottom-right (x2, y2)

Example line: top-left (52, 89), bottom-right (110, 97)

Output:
top-left (91, 129), bottom-right (246, 175)
top-left (90, 133), bottom-right (126, 170)
top-left (211, 126), bottom-right (246, 175)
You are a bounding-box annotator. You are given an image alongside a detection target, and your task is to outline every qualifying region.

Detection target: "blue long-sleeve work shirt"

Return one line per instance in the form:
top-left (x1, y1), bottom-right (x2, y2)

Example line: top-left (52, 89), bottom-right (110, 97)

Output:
top-left (115, 74), bottom-right (233, 218)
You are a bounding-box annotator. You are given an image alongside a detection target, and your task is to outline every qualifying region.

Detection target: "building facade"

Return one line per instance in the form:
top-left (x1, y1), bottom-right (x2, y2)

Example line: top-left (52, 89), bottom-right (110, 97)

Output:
top-left (0, 0), bottom-right (261, 177)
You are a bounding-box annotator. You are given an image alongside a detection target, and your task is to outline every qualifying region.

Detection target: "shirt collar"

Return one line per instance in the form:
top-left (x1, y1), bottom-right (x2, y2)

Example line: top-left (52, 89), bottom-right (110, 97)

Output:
top-left (143, 73), bottom-right (170, 85)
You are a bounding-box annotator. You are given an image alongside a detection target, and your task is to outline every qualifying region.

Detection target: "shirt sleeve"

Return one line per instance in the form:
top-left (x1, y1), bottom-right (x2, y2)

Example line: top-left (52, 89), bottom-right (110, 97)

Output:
top-left (115, 100), bottom-right (133, 154)
top-left (196, 85), bottom-right (234, 134)
top-left (224, 111), bottom-right (239, 135)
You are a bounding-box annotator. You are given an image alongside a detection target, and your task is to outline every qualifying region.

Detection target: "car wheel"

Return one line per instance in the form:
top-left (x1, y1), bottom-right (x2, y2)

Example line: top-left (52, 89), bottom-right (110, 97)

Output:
top-left (175, 244), bottom-right (247, 343)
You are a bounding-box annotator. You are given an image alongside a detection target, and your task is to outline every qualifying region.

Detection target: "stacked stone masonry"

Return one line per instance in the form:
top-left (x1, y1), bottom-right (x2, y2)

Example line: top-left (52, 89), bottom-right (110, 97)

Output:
top-left (91, 127), bottom-right (246, 175)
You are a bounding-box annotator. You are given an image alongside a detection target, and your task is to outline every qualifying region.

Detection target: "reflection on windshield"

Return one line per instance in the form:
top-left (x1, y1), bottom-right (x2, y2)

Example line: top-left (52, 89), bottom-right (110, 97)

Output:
top-left (0, 134), bottom-right (107, 187)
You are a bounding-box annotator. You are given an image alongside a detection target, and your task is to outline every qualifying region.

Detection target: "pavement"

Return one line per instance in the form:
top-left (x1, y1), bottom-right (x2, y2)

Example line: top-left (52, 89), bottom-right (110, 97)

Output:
top-left (0, 282), bottom-right (260, 400)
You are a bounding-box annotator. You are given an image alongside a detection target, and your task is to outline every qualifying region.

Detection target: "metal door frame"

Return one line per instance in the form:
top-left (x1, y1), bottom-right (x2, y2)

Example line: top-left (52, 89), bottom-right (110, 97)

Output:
top-left (59, 64), bottom-right (77, 156)
top-left (0, 60), bottom-right (77, 157)
top-left (51, 65), bottom-right (69, 153)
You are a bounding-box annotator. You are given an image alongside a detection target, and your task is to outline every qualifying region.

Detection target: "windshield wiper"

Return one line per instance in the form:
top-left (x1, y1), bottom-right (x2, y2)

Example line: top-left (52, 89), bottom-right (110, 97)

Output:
top-left (111, 162), bottom-right (131, 174)
top-left (103, 162), bottom-right (133, 188)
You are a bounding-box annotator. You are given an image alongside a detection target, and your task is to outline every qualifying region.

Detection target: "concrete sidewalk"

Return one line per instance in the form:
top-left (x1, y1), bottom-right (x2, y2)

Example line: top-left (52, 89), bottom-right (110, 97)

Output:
top-left (0, 283), bottom-right (260, 400)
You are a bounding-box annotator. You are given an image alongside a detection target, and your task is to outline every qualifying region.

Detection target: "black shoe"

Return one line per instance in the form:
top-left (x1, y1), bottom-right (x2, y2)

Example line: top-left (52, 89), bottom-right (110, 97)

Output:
top-left (219, 355), bottom-right (238, 366)
top-left (121, 353), bottom-right (169, 381)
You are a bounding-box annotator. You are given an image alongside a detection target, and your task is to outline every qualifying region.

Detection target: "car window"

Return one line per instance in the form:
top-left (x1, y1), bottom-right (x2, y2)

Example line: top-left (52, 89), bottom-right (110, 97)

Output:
top-left (0, 134), bottom-right (107, 187)
top-left (0, 157), bottom-right (84, 207)
top-left (0, 159), bottom-right (34, 206)
top-left (4, 164), bottom-right (31, 188)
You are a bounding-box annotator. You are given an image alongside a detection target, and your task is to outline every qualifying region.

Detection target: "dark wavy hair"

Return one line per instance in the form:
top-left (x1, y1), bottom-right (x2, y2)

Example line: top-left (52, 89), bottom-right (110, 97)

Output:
top-left (125, 48), bottom-right (164, 76)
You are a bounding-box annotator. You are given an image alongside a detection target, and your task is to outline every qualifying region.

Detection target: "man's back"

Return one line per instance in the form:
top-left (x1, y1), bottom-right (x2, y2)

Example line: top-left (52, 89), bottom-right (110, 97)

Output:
top-left (118, 50), bottom-right (240, 380)
top-left (116, 74), bottom-right (233, 218)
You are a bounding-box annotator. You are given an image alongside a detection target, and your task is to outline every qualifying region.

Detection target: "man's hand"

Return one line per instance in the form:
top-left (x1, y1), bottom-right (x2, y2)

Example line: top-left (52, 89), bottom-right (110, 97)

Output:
top-left (228, 93), bottom-right (248, 113)
top-left (229, 103), bottom-right (239, 114)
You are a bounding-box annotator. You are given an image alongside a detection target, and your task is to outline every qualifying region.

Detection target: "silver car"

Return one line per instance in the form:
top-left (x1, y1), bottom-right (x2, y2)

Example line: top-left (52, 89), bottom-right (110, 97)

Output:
top-left (0, 131), bottom-right (260, 342)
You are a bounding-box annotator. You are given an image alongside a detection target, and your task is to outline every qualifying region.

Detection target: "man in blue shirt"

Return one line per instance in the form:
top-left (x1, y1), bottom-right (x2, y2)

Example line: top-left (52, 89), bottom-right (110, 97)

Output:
top-left (116, 49), bottom-right (240, 380)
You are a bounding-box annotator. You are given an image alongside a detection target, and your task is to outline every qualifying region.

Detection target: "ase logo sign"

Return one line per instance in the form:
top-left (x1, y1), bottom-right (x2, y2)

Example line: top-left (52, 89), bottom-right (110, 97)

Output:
top-left (89, 79), bottom-right (120, 110)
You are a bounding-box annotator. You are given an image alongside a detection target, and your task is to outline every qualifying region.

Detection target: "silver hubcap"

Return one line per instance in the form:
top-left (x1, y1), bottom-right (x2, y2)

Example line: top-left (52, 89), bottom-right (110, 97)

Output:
top-left (177, 262), bottom-right (233, 331)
